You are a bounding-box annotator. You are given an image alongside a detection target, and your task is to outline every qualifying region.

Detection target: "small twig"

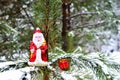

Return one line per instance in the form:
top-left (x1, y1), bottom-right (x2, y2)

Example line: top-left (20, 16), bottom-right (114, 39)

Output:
top-left (58, 12), bottom-right (98, 20)
top-left (82, 20), bottom-right (104, 28)
top-left (76, 0), bottom-right (86, 2)
top-left (71, 12), bottom-right (98, 18)
top-left (74, 20), bottom-right (105, 29)
top-left (22, 8), bottom-right (36, 29)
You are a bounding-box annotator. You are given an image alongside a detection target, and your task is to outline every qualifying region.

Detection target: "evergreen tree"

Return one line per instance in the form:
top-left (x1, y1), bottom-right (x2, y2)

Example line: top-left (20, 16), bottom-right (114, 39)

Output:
top-left (0, 0), bottom-right (120, 80)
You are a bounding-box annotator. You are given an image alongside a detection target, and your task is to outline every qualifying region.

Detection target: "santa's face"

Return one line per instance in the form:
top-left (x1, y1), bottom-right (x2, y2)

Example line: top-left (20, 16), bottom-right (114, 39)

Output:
top-left (32, 33), bottom-right (44, 47)
top-left (35, 34), bottom-right (42, 42)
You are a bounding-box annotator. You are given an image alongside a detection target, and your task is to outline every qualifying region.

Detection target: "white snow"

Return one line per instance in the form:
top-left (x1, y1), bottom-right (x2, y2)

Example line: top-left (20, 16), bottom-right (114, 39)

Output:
top-left (0, 70), bottom-right (29, 80)
top-left (0, 60), bottom-right (27, 68)
top-left (0, 61), bottom-right (16, 68)
top-left (108, 51), bottom-right (120, 64)
top-left (0, 61), bottom-right (35, 80)
top-left (61, 72), bottom-right (77, 80)
top-left (0, 67), bottom-right (34, 80)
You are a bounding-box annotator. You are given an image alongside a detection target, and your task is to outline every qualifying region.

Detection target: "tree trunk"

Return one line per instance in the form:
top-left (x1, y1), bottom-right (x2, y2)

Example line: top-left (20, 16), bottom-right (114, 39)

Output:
top-left (42, 67), bottom-right (49, 80)
top-left (43, 0), bottom-right (49, 80)
top-left (62, 0), bottom-right (71, 52)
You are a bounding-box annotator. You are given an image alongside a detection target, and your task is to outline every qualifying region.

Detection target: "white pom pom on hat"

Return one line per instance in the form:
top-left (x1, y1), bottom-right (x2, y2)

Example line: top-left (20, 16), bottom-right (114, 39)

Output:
top-left (34, 27), bottom-right (42, 33)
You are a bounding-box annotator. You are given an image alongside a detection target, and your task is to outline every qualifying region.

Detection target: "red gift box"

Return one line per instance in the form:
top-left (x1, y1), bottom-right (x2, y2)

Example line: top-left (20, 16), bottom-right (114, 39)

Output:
top-left (58, 58), bottom-right (70, 70)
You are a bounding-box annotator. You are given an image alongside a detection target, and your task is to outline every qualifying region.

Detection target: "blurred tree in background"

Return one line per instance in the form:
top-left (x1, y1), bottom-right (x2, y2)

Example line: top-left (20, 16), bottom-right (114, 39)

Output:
top-left (0, 0), bottom-right (120, 60)
top-left (0, 0), bottom-right (120, 79)
top-left (0, 0), bottom-right (33, 60)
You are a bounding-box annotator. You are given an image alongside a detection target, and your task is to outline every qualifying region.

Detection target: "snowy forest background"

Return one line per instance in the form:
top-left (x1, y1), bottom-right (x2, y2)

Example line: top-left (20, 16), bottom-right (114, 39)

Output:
top-left (0, 0), bottom-right (120, 80)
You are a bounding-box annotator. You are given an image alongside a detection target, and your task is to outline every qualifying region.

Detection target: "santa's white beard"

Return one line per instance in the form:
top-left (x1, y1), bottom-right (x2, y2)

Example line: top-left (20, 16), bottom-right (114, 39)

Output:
top-left (34, 42), bottom-right (42, 48)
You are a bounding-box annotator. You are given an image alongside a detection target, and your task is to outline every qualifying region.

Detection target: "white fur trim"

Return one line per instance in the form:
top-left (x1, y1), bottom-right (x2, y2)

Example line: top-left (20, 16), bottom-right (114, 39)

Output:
top-left (36, 27), bottom-right (40, 30)
top-left (28, 49), bottom-right (48, 66)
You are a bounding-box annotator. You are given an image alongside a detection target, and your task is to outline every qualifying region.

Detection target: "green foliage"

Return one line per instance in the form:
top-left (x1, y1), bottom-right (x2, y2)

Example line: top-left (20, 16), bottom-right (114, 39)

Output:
top-left (0, 19), bottom-right (32, 60)
top-left (0, 0), bottom-right (120, 79)
top-left (1, 0), bottom-right (119, 57)
top-left (31, 0), bottom-right (62, 49)
top-left (48, 47), bottom-right (120, 80)
top-left (69, 0), bottom-right (119, 52)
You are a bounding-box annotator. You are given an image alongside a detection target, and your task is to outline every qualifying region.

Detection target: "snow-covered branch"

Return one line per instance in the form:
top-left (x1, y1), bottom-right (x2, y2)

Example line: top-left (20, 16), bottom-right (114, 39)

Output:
top-left (1, 47), bottom-right (120, 80)
top-left (74, 20), bottom-right (105, 29)
top-left (71, 12), bottom-right (98, 18)
top-left (0, 60), bottom-right (27, 69)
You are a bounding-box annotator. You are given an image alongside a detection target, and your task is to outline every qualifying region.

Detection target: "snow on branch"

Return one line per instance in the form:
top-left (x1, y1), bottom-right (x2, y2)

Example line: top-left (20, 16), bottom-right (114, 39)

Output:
top-left (1, 21), bottom-right (18, 34)
top-left (1, 47), bottom-right (120, 80)
top-left (71, 12), bottom-right (98, 18)
top-left (0, 67), bottom-right (36, 80)
top-left (74, 20), bottom-right (105, 29)
top-left (22, 7), bottom-right (36, 29)
top-left (0, 60), bottom-right (27, 69)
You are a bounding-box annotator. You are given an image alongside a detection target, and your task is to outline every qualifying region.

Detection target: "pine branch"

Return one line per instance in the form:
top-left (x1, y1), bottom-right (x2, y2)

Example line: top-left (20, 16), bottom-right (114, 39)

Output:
top-left (0, 60), bottom-right (27, 69)
top-left (74, 20), bottom-right (105, 29)
top-left (75, 0), bottom-right (86, 2)
top-left (71, 12), bottom-right (98, 18)
top-left (58, 12), bottom-right (98, 20)
top-left (1, 21), bottom-right (18, 34)
top-left (2, 47), bottom-right (120, 80)
top-left (22, 8), bottom-right (36, 29)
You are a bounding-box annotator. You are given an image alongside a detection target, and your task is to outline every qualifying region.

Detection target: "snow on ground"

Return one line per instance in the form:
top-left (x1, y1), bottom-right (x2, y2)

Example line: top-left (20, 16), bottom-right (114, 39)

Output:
top-left (0, 65), bottom-right (34, 80)
top-left (0, 60), bottom-right (27, 68)
top-left (0, 69), bottom-right (30, 80)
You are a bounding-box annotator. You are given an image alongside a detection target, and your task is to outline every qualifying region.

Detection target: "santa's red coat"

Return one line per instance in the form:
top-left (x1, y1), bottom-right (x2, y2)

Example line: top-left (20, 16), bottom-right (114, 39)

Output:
top-left (29, 41), bottom-right (48, 62)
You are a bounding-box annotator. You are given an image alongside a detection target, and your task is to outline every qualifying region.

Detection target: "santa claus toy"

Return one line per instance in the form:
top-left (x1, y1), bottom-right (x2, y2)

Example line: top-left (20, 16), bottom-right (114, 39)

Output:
top-left (28, 27), bottom-right (48, 66)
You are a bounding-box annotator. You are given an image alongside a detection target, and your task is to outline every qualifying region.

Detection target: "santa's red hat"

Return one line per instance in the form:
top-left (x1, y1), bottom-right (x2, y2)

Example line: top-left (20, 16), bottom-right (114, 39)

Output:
top-left (34, 28), bottom-right (42, 33)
